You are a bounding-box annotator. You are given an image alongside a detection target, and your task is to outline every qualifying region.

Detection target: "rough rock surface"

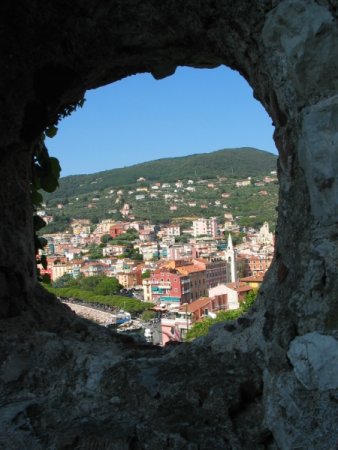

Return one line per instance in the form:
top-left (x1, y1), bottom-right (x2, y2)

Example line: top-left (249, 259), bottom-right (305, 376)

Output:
top-left (0, 1), bottom-right (338, 448)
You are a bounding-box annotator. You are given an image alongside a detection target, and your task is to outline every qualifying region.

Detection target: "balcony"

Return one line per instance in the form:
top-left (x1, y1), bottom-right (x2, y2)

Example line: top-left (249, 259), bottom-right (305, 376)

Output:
top-left (151, 284), bottom-right (171, 293)
top-left (151, 281), bottom-right (171, 289)
top-left (159, 283), bottom-right (171, 289)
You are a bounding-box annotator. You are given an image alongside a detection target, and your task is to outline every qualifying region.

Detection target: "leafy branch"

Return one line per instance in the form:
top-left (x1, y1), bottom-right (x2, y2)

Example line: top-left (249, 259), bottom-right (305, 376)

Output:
top-left (31, 96), bottom-right (86, 282)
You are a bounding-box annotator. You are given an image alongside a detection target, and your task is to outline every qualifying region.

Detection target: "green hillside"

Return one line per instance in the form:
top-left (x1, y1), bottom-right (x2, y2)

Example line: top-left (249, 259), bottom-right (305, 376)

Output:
top-left (43, 147), bottom-right (278, 231)
top-left (48, 148), bottom-right (277, 200)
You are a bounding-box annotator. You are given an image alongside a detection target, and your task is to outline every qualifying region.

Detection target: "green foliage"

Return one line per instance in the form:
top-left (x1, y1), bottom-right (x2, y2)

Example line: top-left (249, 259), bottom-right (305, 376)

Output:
top-left (53, 274), bottom-right (122, 294)
top-left (44, 151), bottom-right (278, 229)
top-left (111, 228), bottom-right (139, 244)
top-left (86, 244), bottom-right (102, 259)
top-left (53, 273), bottom-right (79, 288)
top-left (230, 231), bottom-right (247, 246)
top-left (79, 275), bottom-right (102, 290)
top-left (122, 245), bottom-right (143, 261)
top-left (31, 138), bottom-right (61, 280)
top-left (32, 139), bottom-right (61, 196)
top-left (240, 289), bottom-right (258, 313)
top-left (47, 148), bottom-right (276, 201)
top-left (95, 277), bottom-right (123, 296)
top-left (31, 97), bottom-right (87, 280)
top-left (142, 270), bottom-right (151, 279)
top-left (185, 289), bottom-right (258, 342)
top-left (42, 215), bottom-right (71, 233)
top-left (175, 234), bottom-right (191, 244)
top-left (101, 234), bottom-right (113, 244)
top-left (50, 97), bottom-right (86, 129)
top-left (140, 310), bottom-right (156, 321)
top-left (50, 274), bottom-right (142, 313)
top-left (185, 317), bottom-right (215, 340)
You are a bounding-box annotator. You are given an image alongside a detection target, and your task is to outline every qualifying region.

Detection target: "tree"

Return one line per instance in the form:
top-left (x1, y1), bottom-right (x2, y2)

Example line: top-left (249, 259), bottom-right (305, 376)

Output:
top-left (53, 273), bottom-right (78, 288)
top-left (123, 245), bottom-right (143, 261)
top-left (101, 234), bottom-right (112, 244)
top-left (186, 290), bottom-right (258, 341)
top-left (80, 275), bottom-right (103, 290)
top-left (87, 244), bottom-right (102, 259)
top-left (231, 231), bottom-right (246, 246)
top-left (140, 310), bottom-right (156, 321)
top-left (95, 277), bottom-right (123, 296)
top-left (112, 228), bottom-right (139, 243)
top-left (241, 289), bottom-right (258, 313)
top-left (174, 234), bottom-right (191, 244)
top-left (142, 270), bottom-right (151, 279)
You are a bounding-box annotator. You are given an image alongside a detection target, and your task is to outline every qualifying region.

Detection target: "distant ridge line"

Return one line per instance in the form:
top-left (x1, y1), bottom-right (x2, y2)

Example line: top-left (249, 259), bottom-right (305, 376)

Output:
top-left (49, 147), bottom-right (277, 200)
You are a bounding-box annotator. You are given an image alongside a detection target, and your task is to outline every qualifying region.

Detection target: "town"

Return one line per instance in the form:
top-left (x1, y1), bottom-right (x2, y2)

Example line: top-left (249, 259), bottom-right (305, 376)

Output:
top-left (39, 179), bottom-right (275, 345)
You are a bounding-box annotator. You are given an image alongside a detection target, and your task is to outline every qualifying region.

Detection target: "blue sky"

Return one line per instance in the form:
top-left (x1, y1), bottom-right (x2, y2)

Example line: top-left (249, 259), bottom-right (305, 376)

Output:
top-left (46, 66), bottom-right (277, 177)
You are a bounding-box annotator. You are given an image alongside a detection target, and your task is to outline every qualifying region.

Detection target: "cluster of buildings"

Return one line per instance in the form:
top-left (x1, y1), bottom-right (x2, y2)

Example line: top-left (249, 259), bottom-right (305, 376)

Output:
top-left (39, 215), bottom-right (274, 344)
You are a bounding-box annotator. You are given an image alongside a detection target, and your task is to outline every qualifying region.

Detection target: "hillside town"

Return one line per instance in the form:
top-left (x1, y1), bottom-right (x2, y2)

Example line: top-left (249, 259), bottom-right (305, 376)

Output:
top-left (39, 205), bottom-right (274, 345)
top-left (45, 165), bottom-right (278, 232)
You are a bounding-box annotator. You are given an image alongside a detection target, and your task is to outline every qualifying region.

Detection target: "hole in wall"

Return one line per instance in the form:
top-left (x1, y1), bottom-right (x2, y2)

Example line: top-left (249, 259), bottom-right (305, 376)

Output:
top-left (40, 66), bottom-right (278, 344)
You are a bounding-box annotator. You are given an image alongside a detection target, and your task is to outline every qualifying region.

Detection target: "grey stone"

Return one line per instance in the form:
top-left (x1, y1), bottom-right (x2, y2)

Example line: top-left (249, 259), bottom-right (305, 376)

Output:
top-left (0, 353), bottom-right (31, 383)
top-left (288, 332), bottom-right (338, 391)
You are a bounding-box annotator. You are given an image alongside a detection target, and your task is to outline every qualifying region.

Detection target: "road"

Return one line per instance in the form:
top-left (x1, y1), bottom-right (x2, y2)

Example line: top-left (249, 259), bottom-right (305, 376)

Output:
top-left (64, 302), bottom-right (116, 325)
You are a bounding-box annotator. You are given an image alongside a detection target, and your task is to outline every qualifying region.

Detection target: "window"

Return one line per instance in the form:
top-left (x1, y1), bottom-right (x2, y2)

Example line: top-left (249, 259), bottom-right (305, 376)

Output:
top-left (180, 328), bottom-right (187, 339)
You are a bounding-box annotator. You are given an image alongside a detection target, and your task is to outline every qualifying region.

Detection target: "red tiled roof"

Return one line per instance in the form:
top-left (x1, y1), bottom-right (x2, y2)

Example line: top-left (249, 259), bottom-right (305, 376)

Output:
top-left (71, 259), bottom-right (84, 265)
top-left (240, 275), bottom-right (264, 283)
top-left (181, 297), bottom-right (211, 313)
top-left (226, 282), bottom-right (253, 292)
top-left (177, 265), bottom-right (205, 275)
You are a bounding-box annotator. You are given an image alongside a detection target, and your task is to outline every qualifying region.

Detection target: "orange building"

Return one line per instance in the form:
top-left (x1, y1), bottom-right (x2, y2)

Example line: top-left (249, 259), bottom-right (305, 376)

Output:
top-left (176, 264), bottom-right (207, 302)
top-left (244, 255), bottom-right (273, 277)
top-left (109, 223), bottom-right (125, 238)
top-left (240, 275), bottom-right (264, 289)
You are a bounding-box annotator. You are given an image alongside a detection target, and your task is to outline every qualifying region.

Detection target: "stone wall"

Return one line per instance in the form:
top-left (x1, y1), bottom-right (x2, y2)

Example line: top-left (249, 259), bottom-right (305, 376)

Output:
top-left (0, 1), bottom-right (337, 448)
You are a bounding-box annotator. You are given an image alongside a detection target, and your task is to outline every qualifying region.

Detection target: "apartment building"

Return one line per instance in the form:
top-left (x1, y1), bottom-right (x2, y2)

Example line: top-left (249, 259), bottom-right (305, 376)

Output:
top-left (192, 217), bottom-right (218, 238)
top-left (192, 257), bottom-right (227, 288)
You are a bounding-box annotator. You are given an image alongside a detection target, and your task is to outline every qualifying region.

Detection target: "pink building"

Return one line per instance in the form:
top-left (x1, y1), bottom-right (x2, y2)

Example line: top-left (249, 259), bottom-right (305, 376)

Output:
top-left (160, 294), bottom-right (228, 345)
top-left (150, 266), bottom-right (190, 306)
top-left (192, 217), bottom-right (218, 238)
top-left (150, 260), bottom-right (207, 306)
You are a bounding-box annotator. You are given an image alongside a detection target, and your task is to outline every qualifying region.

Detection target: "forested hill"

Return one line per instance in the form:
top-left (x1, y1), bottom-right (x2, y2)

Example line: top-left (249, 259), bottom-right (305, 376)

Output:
top-left (49, 148), bottom-right (277, 200)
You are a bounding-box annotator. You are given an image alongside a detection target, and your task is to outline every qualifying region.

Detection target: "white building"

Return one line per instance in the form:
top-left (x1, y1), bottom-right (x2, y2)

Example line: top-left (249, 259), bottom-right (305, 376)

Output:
top-left (236, 180), bottom-right (251, 187)
top-left (209, 282), bottom-right (252, 310)
top-left (94, 219), bottom-right (116, 234)
top-left (258, 222), bottom-right (274, 245)
top-left (52, 263), bottom-right (71, 281)
top-left (163, 225), bottom-right (181, 237)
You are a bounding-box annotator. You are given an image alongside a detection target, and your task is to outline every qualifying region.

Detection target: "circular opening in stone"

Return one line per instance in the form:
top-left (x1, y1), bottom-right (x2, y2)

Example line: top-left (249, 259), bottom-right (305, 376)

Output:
top-left (39, 66), bottom-right (278, 344)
